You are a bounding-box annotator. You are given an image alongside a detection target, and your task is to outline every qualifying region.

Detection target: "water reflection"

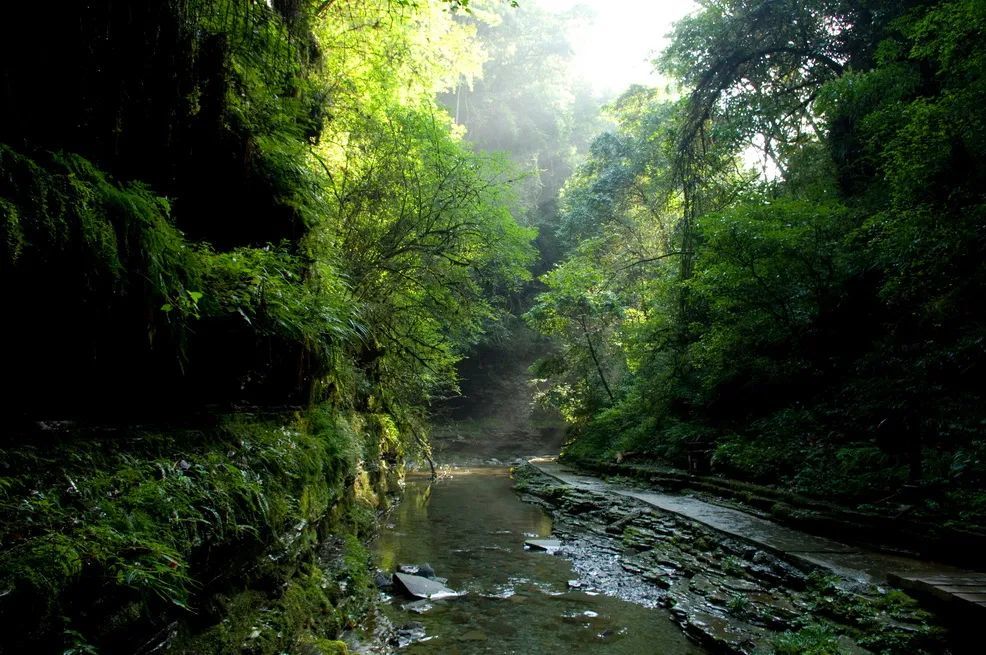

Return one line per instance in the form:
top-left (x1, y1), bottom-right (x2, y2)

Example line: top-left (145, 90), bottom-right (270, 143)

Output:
top-left (372, 469), bottom-right (705, 654)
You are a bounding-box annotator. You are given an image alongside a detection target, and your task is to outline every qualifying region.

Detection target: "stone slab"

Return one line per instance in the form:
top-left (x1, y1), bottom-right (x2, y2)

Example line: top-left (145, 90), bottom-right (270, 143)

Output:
top-left (525, 538), bottom-right (563, 553)
top-left (392, 572), bottom-right (460, 600)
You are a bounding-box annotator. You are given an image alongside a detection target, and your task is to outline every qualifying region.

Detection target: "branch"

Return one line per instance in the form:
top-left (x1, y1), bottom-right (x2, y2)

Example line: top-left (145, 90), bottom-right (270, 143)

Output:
top-left (578, 316), bottom-right (614, 403)
top-left (315, 0), bottom-right (337, 16)
top-left (618, 251), bottom-right (692, 270)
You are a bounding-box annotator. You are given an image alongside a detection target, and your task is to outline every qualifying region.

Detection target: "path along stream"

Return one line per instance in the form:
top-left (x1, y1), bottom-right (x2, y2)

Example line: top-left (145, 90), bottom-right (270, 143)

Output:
top-left (360, 457), bottom-right (961, 654)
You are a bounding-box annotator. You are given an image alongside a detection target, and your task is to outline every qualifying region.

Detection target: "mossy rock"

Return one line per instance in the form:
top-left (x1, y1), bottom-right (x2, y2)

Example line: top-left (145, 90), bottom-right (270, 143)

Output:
top-left (297, 634), bottom-right (349, 655)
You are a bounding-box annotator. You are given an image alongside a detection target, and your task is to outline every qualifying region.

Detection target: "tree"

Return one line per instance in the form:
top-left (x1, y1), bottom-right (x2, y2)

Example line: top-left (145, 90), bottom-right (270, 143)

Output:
top-left (531, 0), bottom-right (986, 500)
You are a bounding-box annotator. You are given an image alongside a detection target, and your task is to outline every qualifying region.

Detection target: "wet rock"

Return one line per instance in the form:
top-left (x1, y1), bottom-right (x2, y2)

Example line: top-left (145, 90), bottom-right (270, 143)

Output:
top-left (605, 509), bottom-right (645, 534)
top-left (390, 622), bottom-right (427, 648)
top-left (720, 577), bottom-right (762, 593)
top-left (373, 570), bottom-right (393, 589)
top-left (688, 574), bottom-right (719, 597)
top-left (397, 563), bottom-right (420, 575)
top-left (746, 592), bottom-right (801, 627)
top-left (748, 558), bottom-right (807, 588)
top-left (645, 573), bottom-right (673, 589)
top-left (402, 599), bottom-right (433, 614)
top-left (417, 563), bottom-right (436, 579)
top-left (513, 463), bottom-right (946, 655)
top-left (392, 572), bottom-right (461, 600)
top-left (562, 493), bottom-right (602, 513)
top-left (678, 605), bottom-right (768, 654)
top-left (524, 538), bottom-right (563, 553)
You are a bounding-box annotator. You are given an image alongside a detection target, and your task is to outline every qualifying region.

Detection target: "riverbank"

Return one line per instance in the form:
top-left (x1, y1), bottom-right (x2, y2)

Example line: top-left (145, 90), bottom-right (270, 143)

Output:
top-left (0, 410), bottom-right (401, 655)
top-left (513, 462), bottom-right (950, 654)
top-left (560, 454), bottom-right (986, 570)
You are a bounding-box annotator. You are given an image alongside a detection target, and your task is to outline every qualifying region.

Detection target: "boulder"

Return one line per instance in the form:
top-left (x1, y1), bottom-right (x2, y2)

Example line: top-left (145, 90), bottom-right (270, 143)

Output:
top-left (373, 570), bottom-right (393, 589)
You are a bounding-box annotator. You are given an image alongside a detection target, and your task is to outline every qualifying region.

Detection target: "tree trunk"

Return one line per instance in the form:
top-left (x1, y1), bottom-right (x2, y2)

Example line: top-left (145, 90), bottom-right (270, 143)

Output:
top-left (580, 317), bottom-right (614, 403)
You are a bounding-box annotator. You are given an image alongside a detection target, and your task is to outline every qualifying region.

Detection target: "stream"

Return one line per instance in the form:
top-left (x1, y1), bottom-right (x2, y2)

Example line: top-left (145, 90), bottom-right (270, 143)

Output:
top-left (369, 467), bottom-right (706, 654)
top-left (353, 347), bottom-right (953, 655)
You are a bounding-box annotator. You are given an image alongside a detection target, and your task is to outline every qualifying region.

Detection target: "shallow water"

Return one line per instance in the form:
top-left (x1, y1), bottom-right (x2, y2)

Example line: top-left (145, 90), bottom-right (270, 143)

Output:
top-left (372, 468), bottom-right (706, 654)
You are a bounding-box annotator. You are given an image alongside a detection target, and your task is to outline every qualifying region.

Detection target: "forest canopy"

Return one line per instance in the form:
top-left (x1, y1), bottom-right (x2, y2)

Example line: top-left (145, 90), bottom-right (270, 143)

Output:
top-left (527, 0), bottom-right (986, 518)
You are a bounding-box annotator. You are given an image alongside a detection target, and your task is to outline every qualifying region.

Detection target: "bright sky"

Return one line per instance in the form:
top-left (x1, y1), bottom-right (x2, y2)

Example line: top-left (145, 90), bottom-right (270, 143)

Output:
top-left (535, 0), bottom-right (697, 95)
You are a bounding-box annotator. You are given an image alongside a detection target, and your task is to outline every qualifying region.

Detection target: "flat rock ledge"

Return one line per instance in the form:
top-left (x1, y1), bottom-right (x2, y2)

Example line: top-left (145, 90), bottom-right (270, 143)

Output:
top-left (512, 463), bottom-right (947, 655)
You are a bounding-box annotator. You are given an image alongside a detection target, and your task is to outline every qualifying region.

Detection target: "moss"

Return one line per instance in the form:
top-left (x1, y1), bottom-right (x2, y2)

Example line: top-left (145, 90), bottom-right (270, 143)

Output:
top-left (720, 555), bottom-right (746, 576)
top-left (0, 408), bottom-right (391, 654)
top-left (798, 572), bottom-right (944, 653)
top-left (0, 144), bottom-right (204, 321)
top-left (297, 635), bottom-right (350, 655)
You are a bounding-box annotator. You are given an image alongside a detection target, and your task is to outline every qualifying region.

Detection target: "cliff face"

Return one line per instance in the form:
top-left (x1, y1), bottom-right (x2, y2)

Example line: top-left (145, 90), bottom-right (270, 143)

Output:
top-left (0, 2), bottom-right (324, 415)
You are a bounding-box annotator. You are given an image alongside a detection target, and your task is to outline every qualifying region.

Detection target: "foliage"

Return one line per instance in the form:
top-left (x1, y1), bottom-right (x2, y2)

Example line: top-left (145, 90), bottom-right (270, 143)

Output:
top-left (0, 0), bottom-right (537, 650)
top-left (0, 0), bottom-right (536, 416)
top-left (529, 0), bottom-right (986, 521)
top-left (773, 623), bottom-right (849, 655)
top-left (0, 410), bottom-right (392, 653)
top-left (0, 145), bottom-right (205, 367)
top-left (315, 103), bottom-right (536, 407)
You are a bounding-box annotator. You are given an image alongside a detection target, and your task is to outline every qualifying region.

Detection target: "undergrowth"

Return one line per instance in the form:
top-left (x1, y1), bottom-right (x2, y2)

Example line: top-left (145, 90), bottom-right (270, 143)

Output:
top-left (0, 408), bottom-right (397, 654)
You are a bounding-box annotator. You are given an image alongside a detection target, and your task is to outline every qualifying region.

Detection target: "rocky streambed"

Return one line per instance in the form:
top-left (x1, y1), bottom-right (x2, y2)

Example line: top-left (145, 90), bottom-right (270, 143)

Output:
top-left (357, 468), bottom-right (703, 654)
top-left (512, 463), bottom-right (948, 655)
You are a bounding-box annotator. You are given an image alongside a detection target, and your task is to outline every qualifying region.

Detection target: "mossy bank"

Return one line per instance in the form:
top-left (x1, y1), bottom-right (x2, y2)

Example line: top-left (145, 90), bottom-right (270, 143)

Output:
top-left (0, 409), bottom-right (403, 655)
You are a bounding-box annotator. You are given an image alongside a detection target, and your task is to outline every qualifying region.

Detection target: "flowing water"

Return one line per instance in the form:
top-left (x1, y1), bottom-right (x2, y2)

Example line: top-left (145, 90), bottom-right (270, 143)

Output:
top-left (371, 468), bottom-right (706, 654)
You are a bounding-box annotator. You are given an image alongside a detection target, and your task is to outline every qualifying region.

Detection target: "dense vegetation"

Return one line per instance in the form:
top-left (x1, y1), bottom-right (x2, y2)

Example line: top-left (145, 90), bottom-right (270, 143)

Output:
top-left (3, 0), bottom-right (986, 651)
top-left (0, 1), bottom-right (534, 652)
top-left (431, 1), bottom-right (609, 419)
top-left (0, 0), bottom-right (534, 419)
top-left (529, 0), bottom-right (986, 524)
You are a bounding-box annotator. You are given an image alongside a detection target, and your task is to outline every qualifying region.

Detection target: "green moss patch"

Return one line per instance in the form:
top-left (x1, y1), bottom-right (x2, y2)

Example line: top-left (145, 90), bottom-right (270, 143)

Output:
top-left (0, 409), bottom-right (396, 654)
